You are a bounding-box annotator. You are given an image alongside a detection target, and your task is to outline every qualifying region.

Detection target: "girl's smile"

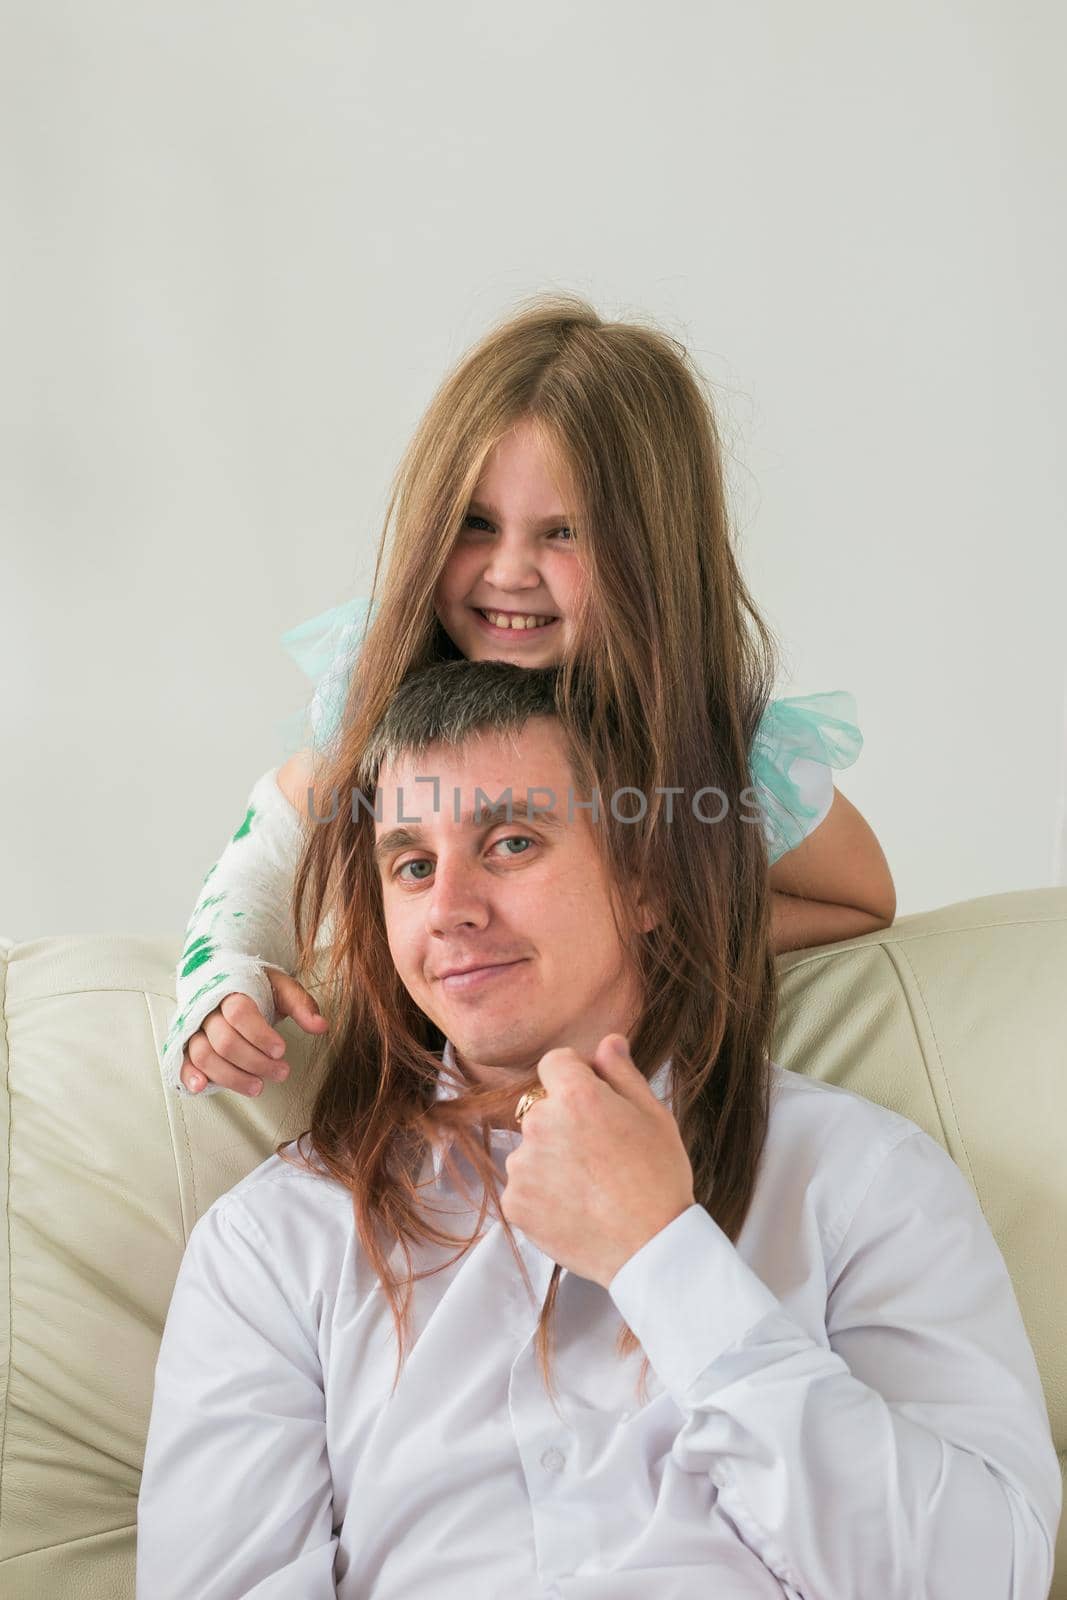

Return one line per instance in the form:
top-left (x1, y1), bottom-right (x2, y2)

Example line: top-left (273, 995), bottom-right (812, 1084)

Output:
top-left (471, 606), bottom-right (563, 642)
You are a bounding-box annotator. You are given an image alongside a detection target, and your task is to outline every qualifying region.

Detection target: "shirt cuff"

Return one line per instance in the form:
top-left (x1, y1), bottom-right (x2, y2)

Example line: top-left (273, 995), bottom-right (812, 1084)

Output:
top-left (607, 1202), bottom-right (782, 1398)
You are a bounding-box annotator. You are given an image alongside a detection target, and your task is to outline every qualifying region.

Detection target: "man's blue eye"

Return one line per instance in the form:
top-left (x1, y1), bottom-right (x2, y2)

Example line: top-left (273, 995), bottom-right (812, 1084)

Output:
top-left (398, 860), bottom-right (433, 881)
top-left (395, 838), bottom-right (531, 881)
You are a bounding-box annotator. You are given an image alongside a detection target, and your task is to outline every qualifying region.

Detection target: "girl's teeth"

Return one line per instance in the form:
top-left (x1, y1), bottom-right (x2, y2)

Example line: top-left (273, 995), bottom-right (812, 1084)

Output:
top-left (483, 610), bottom-right (554, 630)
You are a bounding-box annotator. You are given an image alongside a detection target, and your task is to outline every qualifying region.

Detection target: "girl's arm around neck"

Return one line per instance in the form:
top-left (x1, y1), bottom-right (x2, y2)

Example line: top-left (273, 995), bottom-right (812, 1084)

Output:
top-left (768, 787), bottom-right (896, 955)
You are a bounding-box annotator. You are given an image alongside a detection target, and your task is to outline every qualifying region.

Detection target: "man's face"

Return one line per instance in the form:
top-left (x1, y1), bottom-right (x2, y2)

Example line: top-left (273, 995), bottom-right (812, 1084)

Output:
top-left (374, 718), bottom-right (646, 1083)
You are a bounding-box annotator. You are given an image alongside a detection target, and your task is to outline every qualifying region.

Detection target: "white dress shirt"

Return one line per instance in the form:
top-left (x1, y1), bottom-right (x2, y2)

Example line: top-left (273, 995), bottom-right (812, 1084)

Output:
top-left (136, 1048), bottom-right (1060, 1599)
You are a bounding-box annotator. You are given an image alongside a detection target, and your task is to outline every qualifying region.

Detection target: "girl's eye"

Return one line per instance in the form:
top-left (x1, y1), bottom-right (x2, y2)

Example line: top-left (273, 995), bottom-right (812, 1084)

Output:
top-left (462, 514), bottom-right (575, 544)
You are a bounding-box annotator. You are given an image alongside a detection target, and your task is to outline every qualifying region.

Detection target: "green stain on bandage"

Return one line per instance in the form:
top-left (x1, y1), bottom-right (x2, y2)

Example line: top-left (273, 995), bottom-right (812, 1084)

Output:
top-left (198, 893), bottom-right (227, 912)
top-left (165, 973), bottom-right (232, 1052)
top-left (181, 939), bottom-right (216, 978)
top-left (201, 864), bottom-right (217, 887)
top-left (185, 972), bottom-right (230, 1008)
top-left (232, 805), bottom-right (256, 842)
top-left (232, 911), bottom-right (245, 918)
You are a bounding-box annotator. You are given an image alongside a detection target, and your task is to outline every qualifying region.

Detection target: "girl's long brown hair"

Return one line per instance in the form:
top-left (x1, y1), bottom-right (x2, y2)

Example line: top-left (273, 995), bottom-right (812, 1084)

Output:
top-left (276, 293), bottom-right (780, 1404)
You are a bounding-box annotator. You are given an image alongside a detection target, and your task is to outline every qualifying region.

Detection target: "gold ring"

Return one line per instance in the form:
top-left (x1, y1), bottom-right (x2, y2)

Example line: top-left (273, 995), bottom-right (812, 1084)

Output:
top-left (515, 1086), bottom-right (547, 1123)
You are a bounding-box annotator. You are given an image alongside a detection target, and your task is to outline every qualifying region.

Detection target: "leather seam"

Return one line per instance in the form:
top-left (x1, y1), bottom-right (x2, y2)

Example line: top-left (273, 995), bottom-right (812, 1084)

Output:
top-left (778, 913), bottom-right (1067, 975)
top-left (0, 1521), bottom-right (136, 1563)
top-left (8, 984), bottom-right (177, 1002)
top-left (881, 943), bottom-right (982, 1204)
top-left (143, 992), bottom-right (199, 1241)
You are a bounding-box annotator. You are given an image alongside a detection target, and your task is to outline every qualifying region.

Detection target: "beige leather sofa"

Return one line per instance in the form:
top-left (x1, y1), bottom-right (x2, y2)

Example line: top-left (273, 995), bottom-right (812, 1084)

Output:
top-left (1, 887), bottom-right (1064, 1598)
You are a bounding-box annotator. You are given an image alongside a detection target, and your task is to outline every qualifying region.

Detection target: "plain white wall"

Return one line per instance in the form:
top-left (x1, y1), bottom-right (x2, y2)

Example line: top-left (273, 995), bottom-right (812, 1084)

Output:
top-left (2, 1), bottom-right (1064, 939)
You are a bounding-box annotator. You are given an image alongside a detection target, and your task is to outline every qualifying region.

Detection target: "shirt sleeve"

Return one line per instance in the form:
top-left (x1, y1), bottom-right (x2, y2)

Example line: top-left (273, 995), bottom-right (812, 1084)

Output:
top-left (607, 1128), bottom-right (1061, 1600)
top-left (136, 1196), bottom-right (338, 1599)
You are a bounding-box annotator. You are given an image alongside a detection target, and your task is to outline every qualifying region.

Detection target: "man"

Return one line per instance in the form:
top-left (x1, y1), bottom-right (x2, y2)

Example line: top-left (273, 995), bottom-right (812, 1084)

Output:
top-left (137, 662), bottom-right (1060, 1600)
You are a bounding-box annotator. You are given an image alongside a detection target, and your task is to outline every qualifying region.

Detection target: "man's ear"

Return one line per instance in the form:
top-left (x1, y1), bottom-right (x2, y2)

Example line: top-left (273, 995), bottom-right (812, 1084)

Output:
top-left (636, 888), bottom-right (663, 935)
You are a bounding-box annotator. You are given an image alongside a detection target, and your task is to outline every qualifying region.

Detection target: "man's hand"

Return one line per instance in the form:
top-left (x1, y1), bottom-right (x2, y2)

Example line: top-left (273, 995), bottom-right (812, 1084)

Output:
top-left (500, 1034), bottom-right (695, 1288)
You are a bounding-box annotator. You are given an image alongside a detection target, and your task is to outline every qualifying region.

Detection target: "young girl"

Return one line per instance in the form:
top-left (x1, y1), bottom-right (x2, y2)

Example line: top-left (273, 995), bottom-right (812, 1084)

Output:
top-left (162, 294), bottom-right (895, 1100)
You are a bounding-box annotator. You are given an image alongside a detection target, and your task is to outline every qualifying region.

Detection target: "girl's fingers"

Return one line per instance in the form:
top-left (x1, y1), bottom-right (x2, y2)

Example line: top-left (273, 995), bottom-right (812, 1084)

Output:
top-left (180, 1054), bottom-right (203, 1092)
top-left (266, 970), bottom-right (329, 1034)
top-left (202, 1010), bottom-right (290, 1082)
top-left (219, 991), bottom-right (288, 1058)
top-left (184, 1033), bottom-right (272, 1098)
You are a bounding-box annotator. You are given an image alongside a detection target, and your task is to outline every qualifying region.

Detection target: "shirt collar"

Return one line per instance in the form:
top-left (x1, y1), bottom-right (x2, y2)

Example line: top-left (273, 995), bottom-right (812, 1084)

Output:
top-left (428, 1039), bottom-right (674, 1181)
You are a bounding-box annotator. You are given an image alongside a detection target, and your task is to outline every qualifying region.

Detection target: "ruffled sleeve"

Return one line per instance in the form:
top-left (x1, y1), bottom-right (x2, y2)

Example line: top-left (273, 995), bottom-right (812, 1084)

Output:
top-left (749, 691), bottom-right (863, 866)
top-left (276, 595), bottom-right (376, 756)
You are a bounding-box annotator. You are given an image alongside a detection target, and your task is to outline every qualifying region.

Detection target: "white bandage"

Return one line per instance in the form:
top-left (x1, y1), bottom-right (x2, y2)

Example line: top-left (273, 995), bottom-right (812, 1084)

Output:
top-left (160, 768), bottom-right (309, 1097)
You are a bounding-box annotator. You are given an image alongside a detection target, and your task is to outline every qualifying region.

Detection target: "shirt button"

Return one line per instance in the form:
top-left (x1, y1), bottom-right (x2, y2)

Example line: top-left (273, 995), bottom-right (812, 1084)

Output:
top-left (540, 1447), bottom-right (566, 1473)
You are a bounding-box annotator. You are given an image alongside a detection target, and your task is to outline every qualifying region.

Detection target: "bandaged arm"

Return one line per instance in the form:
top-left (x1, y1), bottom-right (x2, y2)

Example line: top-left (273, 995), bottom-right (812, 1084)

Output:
top-left (159, 768), bottom-right (308, 1098)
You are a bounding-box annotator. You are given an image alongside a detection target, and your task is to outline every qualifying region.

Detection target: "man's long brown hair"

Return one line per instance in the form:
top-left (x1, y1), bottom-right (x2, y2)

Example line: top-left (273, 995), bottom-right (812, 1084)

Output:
top-left (276, 293), bottom-right (780, 1402)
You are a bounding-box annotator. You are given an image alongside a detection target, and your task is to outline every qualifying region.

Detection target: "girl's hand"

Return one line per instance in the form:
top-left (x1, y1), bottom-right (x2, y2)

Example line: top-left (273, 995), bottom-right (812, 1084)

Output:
top-left (180, 970), bottom-right (329, 1096)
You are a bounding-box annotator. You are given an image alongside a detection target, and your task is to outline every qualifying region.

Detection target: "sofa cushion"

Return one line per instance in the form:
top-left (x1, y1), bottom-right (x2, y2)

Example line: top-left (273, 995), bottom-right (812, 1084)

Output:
top-left (1, 890), bottom-right (1064, 1597)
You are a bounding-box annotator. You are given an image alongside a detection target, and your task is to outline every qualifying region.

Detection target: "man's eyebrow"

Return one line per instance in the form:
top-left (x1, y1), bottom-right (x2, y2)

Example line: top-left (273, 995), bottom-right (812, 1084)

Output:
top-left (373, 799), bottom-right (566, 862)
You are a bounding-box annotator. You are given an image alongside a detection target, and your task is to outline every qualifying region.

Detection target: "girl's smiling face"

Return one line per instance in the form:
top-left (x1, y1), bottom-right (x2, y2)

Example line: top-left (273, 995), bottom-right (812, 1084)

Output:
top-left (434, 418), bottom-right (585, 666)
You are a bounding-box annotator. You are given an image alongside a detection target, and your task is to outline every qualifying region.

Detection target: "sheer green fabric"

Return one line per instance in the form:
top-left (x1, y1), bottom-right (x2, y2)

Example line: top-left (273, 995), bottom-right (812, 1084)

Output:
top-left (277, 598), bottom-right (862, 863)
top-left (750, 691), bottom-right (862, 863)
top-left (277, 596), bottom-right (377, 758)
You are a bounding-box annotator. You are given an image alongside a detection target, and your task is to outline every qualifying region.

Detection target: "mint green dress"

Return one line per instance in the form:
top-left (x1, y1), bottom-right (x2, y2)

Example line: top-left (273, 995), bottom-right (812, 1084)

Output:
top-left (276, 598), bottom-right (862, 866)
